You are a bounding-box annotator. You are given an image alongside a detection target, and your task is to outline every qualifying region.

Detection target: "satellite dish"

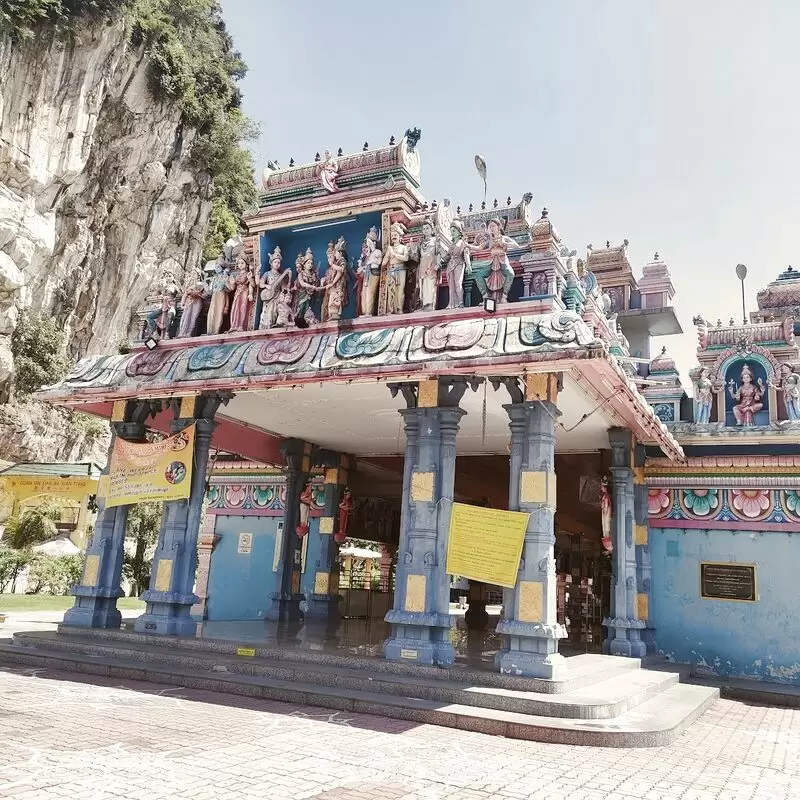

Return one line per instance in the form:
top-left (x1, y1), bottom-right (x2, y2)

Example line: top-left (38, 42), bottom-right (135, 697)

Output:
top-left (474, 155), bottom-right (487, 203)
top-left (735, 263), bottom-right (748, 281)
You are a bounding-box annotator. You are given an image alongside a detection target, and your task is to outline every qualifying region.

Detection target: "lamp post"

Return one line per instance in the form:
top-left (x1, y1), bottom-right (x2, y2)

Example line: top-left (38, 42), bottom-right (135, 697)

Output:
top-left (735, 263), bottom-right (748, 325)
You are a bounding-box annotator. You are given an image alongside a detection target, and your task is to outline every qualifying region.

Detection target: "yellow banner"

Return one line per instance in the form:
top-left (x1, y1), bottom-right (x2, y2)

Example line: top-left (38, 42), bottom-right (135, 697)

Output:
top-left (1, 476), bottom-right (97, 504)
top-left (104, 426), bottom-right (195, 508)
top-left (446, 502), bottom-right (529, 588)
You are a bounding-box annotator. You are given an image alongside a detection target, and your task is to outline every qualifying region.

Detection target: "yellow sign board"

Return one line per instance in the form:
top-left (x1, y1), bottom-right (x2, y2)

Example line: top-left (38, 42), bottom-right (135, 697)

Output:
top-left (1, 476), bottom-right (97, 504)
top-left (446, 502), bottom-right (529, 588)
top-left (104, 426), bottom-right (195, 508)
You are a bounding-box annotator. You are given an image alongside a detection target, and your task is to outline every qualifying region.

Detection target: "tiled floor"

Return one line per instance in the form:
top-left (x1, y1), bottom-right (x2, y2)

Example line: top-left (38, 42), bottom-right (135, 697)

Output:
top-left (0, 665), bottom-right (797, 799)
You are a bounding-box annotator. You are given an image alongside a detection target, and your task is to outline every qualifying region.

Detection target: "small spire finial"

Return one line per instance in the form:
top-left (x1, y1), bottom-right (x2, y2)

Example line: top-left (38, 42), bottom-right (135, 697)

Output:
top-left (314, 152), bottom-right (321, 162)
top-left (481, 201), bottom-right (486, 211)
top-left (541, 207), bottom-right (549, 218)
top-left (654, 251), bottom-right (659, 261)
top-left (606, 240), bottom-right (611, 248)
top-left (506, 196), bottom-right (512, 207)
top-left (337, 147), bottom-right (343, 157)
top-left (469, 203), bottom-right (473, 212)
top-left (456, 205), bottom-right (461, 215)
top-left (661, 345), bottom-right (667, 355)
top-left (493, 198), bottom-right (498, 209)
top-left (363, 141), bottom-right (369, 151)
top-left (389, 135), bottom-right (396, 146)
top-left (289, 157), bottom-right (294, 167)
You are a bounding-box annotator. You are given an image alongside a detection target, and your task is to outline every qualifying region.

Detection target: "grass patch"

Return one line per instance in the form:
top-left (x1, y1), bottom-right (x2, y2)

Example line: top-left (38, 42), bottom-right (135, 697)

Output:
top-left (0, 594), bottom-right (145, 612)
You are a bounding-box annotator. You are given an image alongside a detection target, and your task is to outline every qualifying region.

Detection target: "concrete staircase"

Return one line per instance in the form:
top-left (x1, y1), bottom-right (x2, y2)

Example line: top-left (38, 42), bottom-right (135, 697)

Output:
top-left (0, 627), bottom-right (718, 747)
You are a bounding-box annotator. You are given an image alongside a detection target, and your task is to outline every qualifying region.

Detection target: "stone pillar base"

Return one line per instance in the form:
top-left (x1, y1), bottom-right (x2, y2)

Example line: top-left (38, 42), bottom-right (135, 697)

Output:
top-left (642, 624), bottom-right (657, 655)
top-left (134, 591), bottom-right (198, 636)
top-left (305, 594), bottom-right (342, 626)
top-left (494, 620), bottom-right (568, 679)
top-left (464, 581), bottom-right (488, 630)
top-left (266, 592), bottom-right (304, 622)
top-left (384, 610), bottom-right (454, 667)
top-left (602, 617), bottom-right (647, 658)
top-left (63, 591), bottom-right (123, 630)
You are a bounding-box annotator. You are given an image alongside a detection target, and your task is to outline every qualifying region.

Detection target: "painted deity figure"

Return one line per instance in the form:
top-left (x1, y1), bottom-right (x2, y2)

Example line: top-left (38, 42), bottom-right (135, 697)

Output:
top-left (357, 227), bottom-right (382, 316)
top-left (295, 248), bottom-right (321, 324)
top-left (297, 481), bottom-right (314, 537)
top-left (442, 219), bottom-right (477, 309)
top-left (600, 476), bottom-right (613, 553)
top-left (321, 237), bottom-right (348, 322)
top-left (694, 368), bottom-right (715, 424)
top-left (417, 219), bottom-right (440, 311)
top-left (177, 266), bottom-right (206, 338)
top-left (228, 254), bottom-right (256, 332)
top-left (317, 149), bottom-right (339, 193)
top-left (155, 270), bottom-right (180, 339)
top-left (259, 246), bottom-right (291, 329)
top-left (728, 363), bottom-right (765, 426)
top-left (382, 222), bottom-right (410, 315)
top-left (336, 489), bottom-right (355, 544)
top-left (476, 217), bottom-right (517, 304)
top-left (206, 264), bottom-right (231, 335)
top-left (274, 287), bottom-right (295, 328)
top-left (770, 363), bottom-right (800, 422)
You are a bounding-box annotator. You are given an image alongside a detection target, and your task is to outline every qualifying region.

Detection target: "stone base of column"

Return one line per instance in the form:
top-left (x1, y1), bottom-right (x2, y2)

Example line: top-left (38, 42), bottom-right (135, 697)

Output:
top-left (63, 588), bottom-right (124, 630)
top-left (134, 591), bottom-right (198, 636)
top-left (384, 610), bottom-right (454, 667)
top-left (266, 592), bottom-right (304, 623)
top-left (602, 617), bottom-right (647, 658)
top-left (464, 581), bottom-right (488, 631)
top-left (304, 594), bottom-right (342, 626)
top-left (642, 624), bottom-right (657, 655)
top-left (495, 620), bottom-right (568, 679)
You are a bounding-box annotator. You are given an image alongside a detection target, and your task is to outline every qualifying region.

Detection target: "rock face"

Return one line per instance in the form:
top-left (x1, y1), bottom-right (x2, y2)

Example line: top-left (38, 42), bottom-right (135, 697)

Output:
top-left (0, 20), bottom-right (213, 461)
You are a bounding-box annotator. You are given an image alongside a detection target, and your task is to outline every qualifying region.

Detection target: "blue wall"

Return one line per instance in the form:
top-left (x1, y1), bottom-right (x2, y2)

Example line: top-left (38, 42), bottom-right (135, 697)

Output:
top-left (651, 526), bottom-right (800, 683)
top-left (206, 516), bottom-right (281, 621)
top-left (259, 212), bottom-right (382, 324)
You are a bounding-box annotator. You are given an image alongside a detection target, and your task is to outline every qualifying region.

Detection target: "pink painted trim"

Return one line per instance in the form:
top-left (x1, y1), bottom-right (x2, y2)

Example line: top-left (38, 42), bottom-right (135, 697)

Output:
top-left (207, 508), bottom-right (323, 518)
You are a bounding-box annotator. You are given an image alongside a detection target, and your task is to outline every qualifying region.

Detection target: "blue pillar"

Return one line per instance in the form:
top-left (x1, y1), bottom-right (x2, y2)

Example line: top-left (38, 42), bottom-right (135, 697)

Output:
top-left (384, 378), bottom-right (474, 667)
top-left (633, 443), bottom-right (655, 653)
top-left (602, 428), bottom-right (647, 657)
top-left (493, 374), bottom-right (567, 679)
top-left (135, 393), bottom-right (229, 636)
top-left (63, 401), bottom-right (155, 629)
top-left (267, 439), bottom-right (311, 623)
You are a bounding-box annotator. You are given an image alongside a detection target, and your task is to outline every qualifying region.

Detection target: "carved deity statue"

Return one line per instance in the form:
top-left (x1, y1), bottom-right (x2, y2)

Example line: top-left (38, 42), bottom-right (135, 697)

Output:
top-left (206, 264), bottom-right (231, 335)
top-left (417, 219), bottom-right (441, 311)
top-left (728, 363), bottom-right (765, 426)
top-left (228, 254), bottom-right (256, 332)
top-left (336, 489), bottom-right (355, 544)
top-left (259, 246), bottom-right (292, 329)
top-left (600, 476), bottom-right (613, 553)
top-left (297, 481), bottom-right (314, 537)
top-left (382, 222), bottom-right (410, 315)
top-left (357, 227), bottom-right (382, 316)
top-left (321, 237), bottom-right (348, 322)
top-left (177, 266), bottom-right (206, 338)
top-left (476, 217), bottom-right (517, 303)
top-left (770, 363), bottom-right (800, 422)
top-left (295, 248), bottom-right (321, 324)
top-left (155, 270), bottom-right (180, 339)
top-left (693, 368), bottom-right (715, 424)
top-left (442, 219), bottom-right (476, 309)
top-left (317, 149), bottom-right (339, 193)
top-left (274, 287), bottom-right (295, 328)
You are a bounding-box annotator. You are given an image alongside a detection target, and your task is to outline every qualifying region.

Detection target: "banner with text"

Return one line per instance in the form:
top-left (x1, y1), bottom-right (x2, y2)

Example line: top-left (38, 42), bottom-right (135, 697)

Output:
top-left (446, 502), bottom-right (529, 588)
top-left (103, 425), bottom-right (195, 508)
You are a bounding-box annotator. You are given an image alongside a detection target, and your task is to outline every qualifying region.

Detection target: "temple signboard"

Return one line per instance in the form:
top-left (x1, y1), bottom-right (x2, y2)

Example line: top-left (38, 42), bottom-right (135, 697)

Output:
top-left (446, 503), bottom-right (528, 588)
top-left (700, 562), bottom-right (757, 602)
top-left (103, 426), bottom-right (195, 508)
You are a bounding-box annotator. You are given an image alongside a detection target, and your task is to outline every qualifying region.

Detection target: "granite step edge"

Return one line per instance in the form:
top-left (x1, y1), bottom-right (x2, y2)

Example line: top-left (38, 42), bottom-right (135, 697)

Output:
top-left (9, 632), bottom-right (675, 720)
top-left (0, 644), bottom-right (716, 747)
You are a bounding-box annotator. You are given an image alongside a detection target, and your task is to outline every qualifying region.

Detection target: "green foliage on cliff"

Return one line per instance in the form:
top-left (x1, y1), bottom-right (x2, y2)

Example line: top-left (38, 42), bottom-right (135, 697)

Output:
top-left (1, 0), bottom-right (257, 257)
top-left (10, 313), bottom-right (69, 398)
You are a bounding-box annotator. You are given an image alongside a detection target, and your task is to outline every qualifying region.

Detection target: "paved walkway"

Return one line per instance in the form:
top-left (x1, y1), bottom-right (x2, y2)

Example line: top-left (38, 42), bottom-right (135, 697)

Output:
top-left (0, 665), bottom-right (797, 800)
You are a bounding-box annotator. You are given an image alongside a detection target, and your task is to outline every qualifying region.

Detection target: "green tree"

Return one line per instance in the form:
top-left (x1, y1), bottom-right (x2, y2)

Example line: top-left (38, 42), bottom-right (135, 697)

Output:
top-left (26, 553), bottom-right (83, 594)
top-left (3, 501), bottom-right (62, 549)
top-left (0, 546), bottom-right (34, 592)
top-left (203, 198), bottom-right (239, 261)
top-left (123, 501), bottom-right (162, 596)
top-left (10, 312), bottom-right (69, 397)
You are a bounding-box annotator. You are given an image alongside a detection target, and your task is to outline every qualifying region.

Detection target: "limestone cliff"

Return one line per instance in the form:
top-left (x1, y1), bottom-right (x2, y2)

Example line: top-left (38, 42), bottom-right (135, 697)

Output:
top-left (0, 19), bottom-right (214, 462)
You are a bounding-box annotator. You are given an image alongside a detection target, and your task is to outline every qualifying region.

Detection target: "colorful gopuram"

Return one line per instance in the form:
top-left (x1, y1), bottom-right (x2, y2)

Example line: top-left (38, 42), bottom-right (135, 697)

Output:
top-left (29, 130), bottom-right (798, 688)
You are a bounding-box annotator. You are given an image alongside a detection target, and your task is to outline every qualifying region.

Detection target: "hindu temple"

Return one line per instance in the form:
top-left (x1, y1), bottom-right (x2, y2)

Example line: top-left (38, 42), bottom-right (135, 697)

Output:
top-left (4, 130), bottom-right (797, 745)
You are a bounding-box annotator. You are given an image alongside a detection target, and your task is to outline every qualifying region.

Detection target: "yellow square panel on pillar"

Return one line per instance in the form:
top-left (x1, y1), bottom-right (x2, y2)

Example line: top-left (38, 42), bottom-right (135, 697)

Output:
top-left (518, 581), bottom-right (543, 622)
top-left (82, 555), bottom-right (100, 587)
top-left (411, 472), bottom-right (435, 502)
top-left (636, 593), bottom-right (649, 620)
top-left (417, 379), bottom-right (439, 408)
top-left (319, 517), bottom-right (334, 534)
top-left (179, 396), bottom-right (196, 419)
top-left (111, 401), bottom-right (126, 422)
top-left (635, 524), bottom-right (649, 545)
top-left (520, 471), bottom-right (557, 505)
top-left (155, 559), bottom-right (173, 591)
top-left (324, 468), bottom-right (339, 485)
top-left (525, 373), bottom-right (560, 403)
top-left (405, 574), bottom-right (426, 612)
top-left (314, 572), bottom-right (330, 595)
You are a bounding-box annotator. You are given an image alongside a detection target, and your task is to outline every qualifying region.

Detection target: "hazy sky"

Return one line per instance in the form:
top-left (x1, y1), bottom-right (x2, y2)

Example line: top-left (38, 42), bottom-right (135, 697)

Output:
top-left (222, 1), bottom-right (800, 381)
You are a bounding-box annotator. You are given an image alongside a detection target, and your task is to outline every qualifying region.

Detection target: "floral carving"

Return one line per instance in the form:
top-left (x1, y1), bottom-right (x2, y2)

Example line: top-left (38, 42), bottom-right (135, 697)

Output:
top-left (126, 350), bottom-right (174, 377)
top-left (681, 488), bottom-right (719, 517)
top-left (256, 337), bottom-right (311, 366)
top-left (731, 489), bottom-right (771, 519)
top-left (647, 488), bottom-right (671, 516)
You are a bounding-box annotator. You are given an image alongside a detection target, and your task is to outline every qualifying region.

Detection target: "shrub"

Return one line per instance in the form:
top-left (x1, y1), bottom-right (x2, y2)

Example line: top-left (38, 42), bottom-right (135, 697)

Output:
top-left (26, 553), bottom-right (83, 594)
top-left (10, 313), bottom-right (69, 397)
top-left (3, 501), bottom-right (62, 549)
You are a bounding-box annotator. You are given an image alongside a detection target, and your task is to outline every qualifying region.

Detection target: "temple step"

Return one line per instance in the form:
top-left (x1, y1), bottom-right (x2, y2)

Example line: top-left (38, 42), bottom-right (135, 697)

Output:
top-left (0, 633), bottom-right (718, 746)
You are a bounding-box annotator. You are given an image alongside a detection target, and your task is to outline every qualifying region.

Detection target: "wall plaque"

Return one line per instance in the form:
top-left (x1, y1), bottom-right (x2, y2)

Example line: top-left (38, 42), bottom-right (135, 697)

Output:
top-left (700, 562), bottom-right (756, 602)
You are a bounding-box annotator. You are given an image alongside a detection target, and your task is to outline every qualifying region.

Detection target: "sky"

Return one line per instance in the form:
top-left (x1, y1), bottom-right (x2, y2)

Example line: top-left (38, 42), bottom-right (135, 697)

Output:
top-left (221, 1), bottom-right (800, 382)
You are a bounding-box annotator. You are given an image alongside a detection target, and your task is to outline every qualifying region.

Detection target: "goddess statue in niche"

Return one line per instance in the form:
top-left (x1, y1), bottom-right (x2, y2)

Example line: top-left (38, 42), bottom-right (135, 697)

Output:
top-left (383, 222), bottom-right (410, 314)
top-left (476, 217), bottom-right (517, 304)
top-left (442, 219), bottom-right (476, 309)
top-left (317, 149), bottom-right (339, 193)
top-left (728, 363), bottom-right (765, 426)
top-left (295, 248), bottom-right (321, 324)
top-left (228, 254), bottom-right (256, 332)
top-left (156, 270), bottom-right (180, 338)
top-left (600, 476), bottom-right (613, 553)
top-left (416, 219), bottom-right (441, 311)
top-left (693, 368), bottom-right (715, 424)
top-left (206, 264), bottom-right (231, 335)
top-left (259, 246), bottom-right (291, 329)
top-left (177, 266), bottom-right (206, 338)
top-left (770, 363), bottom-right (800, 422)
top-left (357, 227), bottom-right (382, 316)
top-left (321, 237), bottom-right (348, 322)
